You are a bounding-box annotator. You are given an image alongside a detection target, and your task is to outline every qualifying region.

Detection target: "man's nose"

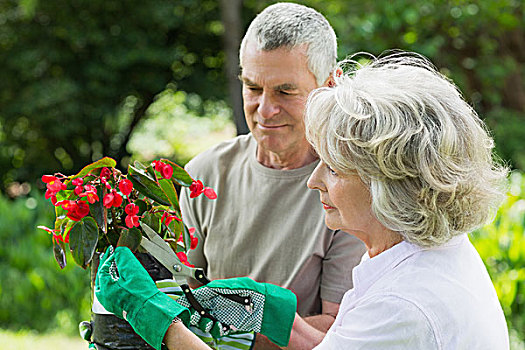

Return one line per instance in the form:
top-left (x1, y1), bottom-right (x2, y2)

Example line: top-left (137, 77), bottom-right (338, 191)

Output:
top-left (257, 92), bottom-right (280, 119)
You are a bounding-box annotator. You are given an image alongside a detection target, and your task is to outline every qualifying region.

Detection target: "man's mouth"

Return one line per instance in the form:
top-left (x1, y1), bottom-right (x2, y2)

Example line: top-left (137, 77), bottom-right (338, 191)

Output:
top-left (257, 123), bottom-right (286, 129)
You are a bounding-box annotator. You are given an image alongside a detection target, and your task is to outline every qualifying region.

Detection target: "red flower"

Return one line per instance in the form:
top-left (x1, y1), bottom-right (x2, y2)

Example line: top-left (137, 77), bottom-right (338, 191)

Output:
top-left (100, 167), bottom-right (112, 179)
top-left (72, 178), bottom-right (84, 186)
top-left (79, 185), bottom-right (99, 204)
top-left (190, 234), bottom-right (198, 250)
top-left (118, 179), bottom-right (133, 196)
top-left (161, 211), bottom-right (181, 226)
top-left (152, 160), bottom-right (173, 179)
top-left (125, 214), bottom-right (140, 228)
top-left (42, 175), bottom-right (66, 197)
top-left (38, 225), bottom-right (70, 244)
top-left (61, 200), bottom-right (90, 221)
top-left (124, 203), bottom-right (140, 228)
top-left (41, 175), bottom-right (56, 183)
top-left (125, 203), bottom-right (139, 215)
top-left (73, 178), bottom-right (84, 195)
top-left (45, 189), bottom-right (58, 205)
top-left (152, 160), bottom-right (164, 172)
top-left (103, 190), bottom-right (123, 208)
top-left (189, 180), bottom-right (204, 198)
top-left (161, 164), bottom-right (173, 179)
top-left (178, 227), bottom-right (198, 250)
top-left (74, 185), bottom-right (83, 195)
top-left (176, 251), bottom-right (195, 267)
top-left (203, 187), bottom-right (217, 200)
top-left (189, 180), bottom-right (217, 199)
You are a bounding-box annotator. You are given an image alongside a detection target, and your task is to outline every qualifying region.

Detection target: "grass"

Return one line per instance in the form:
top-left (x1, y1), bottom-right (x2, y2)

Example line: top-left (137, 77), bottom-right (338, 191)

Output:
top-left (0, 329), bottom-right (87, 350)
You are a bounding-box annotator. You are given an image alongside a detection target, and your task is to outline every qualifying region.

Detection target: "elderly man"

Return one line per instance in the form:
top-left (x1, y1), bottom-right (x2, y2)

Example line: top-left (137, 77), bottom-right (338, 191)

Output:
top-left (179, 2), bottom-right (365, 348)
top-left (94, 3), bottom-right (365, 350)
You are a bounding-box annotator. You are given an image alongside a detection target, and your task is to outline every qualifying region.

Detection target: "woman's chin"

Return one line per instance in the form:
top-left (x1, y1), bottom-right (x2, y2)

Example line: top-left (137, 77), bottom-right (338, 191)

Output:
top-left (324, 217), bottom-right (341, 231)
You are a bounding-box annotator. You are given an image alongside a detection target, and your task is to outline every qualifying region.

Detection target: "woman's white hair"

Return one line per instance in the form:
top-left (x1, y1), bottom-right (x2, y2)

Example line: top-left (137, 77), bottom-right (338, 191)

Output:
top-left (305, 51), bottom-right (509, 247)
top-left (239, 2), bottom-right (337, 86)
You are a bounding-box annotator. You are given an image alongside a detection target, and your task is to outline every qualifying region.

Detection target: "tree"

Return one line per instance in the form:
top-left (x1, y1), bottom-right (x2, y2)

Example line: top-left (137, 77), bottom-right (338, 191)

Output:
top-left (0, 0), bottom-right (523, 194)
top-left (219, 0), bottom-right (248, 135)
top-left (0, 0), bottom-right (228, 193)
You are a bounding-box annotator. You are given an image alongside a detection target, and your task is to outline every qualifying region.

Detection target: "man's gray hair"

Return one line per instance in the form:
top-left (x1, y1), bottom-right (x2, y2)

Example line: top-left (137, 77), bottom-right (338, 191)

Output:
top-left (305, 51), bottom-right (509, 247)
top-left (240, 2), bottom-right (337, 86)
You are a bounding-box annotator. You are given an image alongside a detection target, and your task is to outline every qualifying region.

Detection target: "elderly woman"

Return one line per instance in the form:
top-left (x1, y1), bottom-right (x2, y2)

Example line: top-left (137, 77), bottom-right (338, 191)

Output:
top-left (297, 52), bottom-right (509, 349)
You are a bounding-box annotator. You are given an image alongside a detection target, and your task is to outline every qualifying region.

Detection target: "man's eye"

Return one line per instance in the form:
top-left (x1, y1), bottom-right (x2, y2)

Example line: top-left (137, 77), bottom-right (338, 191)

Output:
top-left (280, 90), bottom-right (291, 95)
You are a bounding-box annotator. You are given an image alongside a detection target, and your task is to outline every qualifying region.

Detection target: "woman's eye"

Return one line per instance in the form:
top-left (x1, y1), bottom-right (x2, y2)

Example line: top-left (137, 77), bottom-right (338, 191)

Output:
top-left (326, 165), bottom-right (338, 176)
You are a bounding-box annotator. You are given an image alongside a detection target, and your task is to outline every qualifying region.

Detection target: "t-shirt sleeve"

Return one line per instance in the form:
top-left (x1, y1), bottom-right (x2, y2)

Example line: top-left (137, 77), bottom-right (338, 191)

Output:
top-left (180, 183), bottom-right (208, 271)
top-left (315, 294), bottom-right (438, 349)
top-left (320, 231), bottom-right (366, 304)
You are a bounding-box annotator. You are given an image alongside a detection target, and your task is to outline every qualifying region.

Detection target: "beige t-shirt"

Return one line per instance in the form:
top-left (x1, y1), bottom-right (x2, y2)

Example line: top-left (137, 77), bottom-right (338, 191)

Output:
top-left (180, 134), bottom-right (365, 316)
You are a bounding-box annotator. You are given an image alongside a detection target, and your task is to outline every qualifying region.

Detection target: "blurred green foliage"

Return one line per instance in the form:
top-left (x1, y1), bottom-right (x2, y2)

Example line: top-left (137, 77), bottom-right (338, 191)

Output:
top-left (0, 192), bottom-right (90, 334)
top-left (295, 0), bottom-right (525, 169)
top-left (0, 0), bottom-right (523, 344)
top-left (129, 90), bottom-right (235, 166)
top-left (1, 0), bottom-right (523, 195)
top-left (472, 171), bottom-right (525, 344)
top-left (0, 0), bottom-right (226, 192)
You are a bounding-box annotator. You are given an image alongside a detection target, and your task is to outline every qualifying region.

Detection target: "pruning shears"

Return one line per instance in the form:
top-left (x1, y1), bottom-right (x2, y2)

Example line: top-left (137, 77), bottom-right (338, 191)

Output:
top-left (139, 223), bottom-right (253, 318)
top-left (139, 222), bottom-right (210, 286)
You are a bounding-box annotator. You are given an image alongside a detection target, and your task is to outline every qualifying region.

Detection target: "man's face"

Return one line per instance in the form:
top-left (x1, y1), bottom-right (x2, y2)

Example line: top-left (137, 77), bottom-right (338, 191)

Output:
top-left (240, 42), bottom-right (318, 158)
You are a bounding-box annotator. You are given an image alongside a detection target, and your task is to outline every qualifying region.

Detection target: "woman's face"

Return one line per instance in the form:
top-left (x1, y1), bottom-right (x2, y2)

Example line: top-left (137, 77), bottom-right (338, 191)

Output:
top-left (307, 160), bottom-right (379, 237)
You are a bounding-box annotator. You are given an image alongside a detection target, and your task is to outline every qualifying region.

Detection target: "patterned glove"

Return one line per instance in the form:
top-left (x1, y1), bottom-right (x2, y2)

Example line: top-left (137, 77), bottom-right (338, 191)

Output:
top-left (95, 246), bottom-right (190, 350)
top-left (175, 277), bottom-right (297, 347)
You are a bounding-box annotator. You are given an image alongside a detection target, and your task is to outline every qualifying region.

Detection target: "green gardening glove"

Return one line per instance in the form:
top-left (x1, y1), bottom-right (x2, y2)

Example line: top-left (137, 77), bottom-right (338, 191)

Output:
top-left (175, 277), bottom-right (297, 347)
top-left (95, 246), bottom-right (190, 350)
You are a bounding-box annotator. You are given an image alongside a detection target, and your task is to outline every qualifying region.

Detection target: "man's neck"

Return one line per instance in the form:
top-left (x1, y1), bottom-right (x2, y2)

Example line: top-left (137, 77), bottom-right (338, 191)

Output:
top-left (256, 147), bottom-right (318, 170)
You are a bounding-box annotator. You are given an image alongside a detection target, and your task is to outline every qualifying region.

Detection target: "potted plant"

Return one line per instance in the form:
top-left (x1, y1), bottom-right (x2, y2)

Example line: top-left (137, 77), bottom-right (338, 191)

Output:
top-left (38, 157), bottom-right (216, 349)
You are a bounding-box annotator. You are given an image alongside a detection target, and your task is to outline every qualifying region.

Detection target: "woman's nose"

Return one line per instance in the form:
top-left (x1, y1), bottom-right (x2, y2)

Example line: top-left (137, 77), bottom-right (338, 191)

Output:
top-left (307, 161), bottom-right (326, 191)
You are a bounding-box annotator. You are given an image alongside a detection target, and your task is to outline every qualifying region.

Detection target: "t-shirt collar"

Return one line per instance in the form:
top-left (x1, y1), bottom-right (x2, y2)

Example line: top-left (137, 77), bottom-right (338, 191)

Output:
top-left (352, 234), bottom-right (467, 298)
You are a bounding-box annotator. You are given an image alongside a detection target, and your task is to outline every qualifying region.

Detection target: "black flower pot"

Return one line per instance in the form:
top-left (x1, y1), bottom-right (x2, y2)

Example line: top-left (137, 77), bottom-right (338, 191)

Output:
top-left (89, 251), bottom-right (173, 350)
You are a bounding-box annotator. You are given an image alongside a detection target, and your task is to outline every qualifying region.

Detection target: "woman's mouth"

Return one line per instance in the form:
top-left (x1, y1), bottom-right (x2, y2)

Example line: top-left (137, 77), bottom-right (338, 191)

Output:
top-left (322, 202), bottom-right (335, 210)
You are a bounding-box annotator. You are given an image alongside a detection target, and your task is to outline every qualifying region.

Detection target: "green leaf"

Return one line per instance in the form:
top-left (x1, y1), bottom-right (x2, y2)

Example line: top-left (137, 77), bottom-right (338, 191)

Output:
top-left (133, 160), bottom-right (148, 171)
top-left (117, 227), bottom-right (142, 251)
top-left (69, 157), bottom-right (117, 180)
top-left (168, 218), bottom-right (183, 242)
top-left (159, 178), bottom-right (180, 211)
top-left (69, 217), bottom-right (99, 269)
top-left (89, 186), bottom-right (107, 233)
top-left (128, 165), bottom-right (170, 206)
top-left (134, 160), bottom-right (157, 180)
top-left (162, 159), bottom-right (193, 187)
top-left (53, 189), bottom-right (73, 221)
top-left (141, 211), bottom-right (157, 233)
top-left (181, 223), bottom-right (191, 253)
top-left (54, 215), bottom-right (68, 234)
top-left (53, 239), bottom-right (67, 269)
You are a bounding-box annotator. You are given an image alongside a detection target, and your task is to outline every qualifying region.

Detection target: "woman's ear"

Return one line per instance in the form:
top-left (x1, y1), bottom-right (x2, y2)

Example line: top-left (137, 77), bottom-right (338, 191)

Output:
top-left (324, 68), bottom-right (343, 87)
top-left (324, 74), bottom-right (335, 88)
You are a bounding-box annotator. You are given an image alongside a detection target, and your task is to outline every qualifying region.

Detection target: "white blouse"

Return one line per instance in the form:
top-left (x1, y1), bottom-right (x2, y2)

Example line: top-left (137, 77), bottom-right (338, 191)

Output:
top-left (315, 234), bottom-right (509, 349)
